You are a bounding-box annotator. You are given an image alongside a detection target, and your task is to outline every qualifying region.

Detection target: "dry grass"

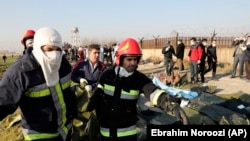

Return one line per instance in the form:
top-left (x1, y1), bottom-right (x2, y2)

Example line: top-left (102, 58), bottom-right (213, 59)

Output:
top-left (216, 62), bottom-right (232, 74)
top-left (148, 56), bottom-right (162, 64)
top-left (148, 56), bottom-right (233, 75)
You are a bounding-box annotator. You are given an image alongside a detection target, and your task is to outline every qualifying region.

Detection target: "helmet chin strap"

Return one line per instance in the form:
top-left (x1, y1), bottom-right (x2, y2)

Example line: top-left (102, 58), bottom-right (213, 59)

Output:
top-left (113, 65), bottom-right (120, 83)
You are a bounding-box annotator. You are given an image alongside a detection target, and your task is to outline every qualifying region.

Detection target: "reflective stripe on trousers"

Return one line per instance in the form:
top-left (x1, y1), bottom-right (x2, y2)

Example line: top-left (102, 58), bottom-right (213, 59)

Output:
top-left (100, 125), bottom-right (137, 137)
top-left (23, 123), bottom-right (72, 140)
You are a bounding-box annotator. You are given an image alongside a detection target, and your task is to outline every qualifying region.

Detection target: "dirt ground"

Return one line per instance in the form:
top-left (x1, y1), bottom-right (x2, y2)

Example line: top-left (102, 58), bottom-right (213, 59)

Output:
top-left (137, 62), bottom-right (250, 95)
top-left (206, 73), bottom-right (250, 95)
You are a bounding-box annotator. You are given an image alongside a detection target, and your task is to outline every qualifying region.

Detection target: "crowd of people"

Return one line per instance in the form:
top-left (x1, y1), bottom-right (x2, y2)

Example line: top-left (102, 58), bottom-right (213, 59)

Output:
top-left (62, 43), bottom-right (116, 67)
top-left (161, 35), bottom-right (250, 86)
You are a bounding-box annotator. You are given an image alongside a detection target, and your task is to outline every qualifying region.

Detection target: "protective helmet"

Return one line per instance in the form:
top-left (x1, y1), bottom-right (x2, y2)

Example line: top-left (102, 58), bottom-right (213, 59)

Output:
top-left (21, 29), bottom-right (35, 46)
top-left (115, 38), bottom-right (142, 65)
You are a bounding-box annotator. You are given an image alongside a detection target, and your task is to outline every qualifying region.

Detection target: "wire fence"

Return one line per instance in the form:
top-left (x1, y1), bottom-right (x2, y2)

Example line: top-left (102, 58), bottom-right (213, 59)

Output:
top-left (139, 26), bottom-right (250, 49)
top-left (140, 36), bottom-right (237, 49)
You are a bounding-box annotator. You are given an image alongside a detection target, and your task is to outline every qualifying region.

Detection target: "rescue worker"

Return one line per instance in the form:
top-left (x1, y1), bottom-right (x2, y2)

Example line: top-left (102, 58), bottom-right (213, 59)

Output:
top-left (87, 38), bottom-right (188, 141)
top-left (0, 27), bottom-right (77, 141)
top-left (71, 44), bottom-right (107, 92)
top-left (21, 29), bottom-right (35, 55)
top-left (71, 44), bottom-right (106, 141)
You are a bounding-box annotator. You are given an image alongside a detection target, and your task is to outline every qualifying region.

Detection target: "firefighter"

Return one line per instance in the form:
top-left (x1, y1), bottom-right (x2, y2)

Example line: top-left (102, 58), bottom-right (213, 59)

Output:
top-left (87, 38), bottom-right (188, 141)
top-left (21, 29), bottom-right (35, 55)
top-left (0, 27), bottom-right (77, 141)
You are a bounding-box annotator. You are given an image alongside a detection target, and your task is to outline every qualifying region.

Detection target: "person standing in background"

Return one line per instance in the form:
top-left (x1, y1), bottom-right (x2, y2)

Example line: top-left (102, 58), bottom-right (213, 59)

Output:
top-left (205, 39), bottom-right (218, 80)
top-left (2, 54), bottom-right (7, 63)
top-left (188, 37), bottom-right (202, 83)
top-left (162, 41), bottom-right (176, 76)
top-left (176, 39), bottom-right (185, 71)
top-left (197, 38), bottom-right (207, 85)
top-left (230, 37), bottom-right (245, 79)
top-left (21, 29), bottom-right (35, 55)
top-left (243, 35), bottom-right (250, 80)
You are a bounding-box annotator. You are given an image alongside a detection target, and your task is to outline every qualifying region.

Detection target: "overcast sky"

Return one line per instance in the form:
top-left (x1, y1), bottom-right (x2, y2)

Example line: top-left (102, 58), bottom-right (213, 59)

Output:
top-left (0, 0), bottom-right (250, 52)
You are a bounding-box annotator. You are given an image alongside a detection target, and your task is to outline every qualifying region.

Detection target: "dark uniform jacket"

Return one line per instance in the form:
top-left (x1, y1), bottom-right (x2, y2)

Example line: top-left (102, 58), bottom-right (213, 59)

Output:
top-left (87, 65), bottom-right (165, 138)
top-left (0, 53), bottom-right (77, 140)
top-left (71, 59), bottom-right (106, 89)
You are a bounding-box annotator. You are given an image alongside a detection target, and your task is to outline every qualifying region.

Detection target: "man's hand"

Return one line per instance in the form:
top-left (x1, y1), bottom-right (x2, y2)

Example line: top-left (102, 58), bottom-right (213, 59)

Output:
top-left (197, 60), bottom-right (201, 64)
top-left (171, 105), bottom-right (189, 125)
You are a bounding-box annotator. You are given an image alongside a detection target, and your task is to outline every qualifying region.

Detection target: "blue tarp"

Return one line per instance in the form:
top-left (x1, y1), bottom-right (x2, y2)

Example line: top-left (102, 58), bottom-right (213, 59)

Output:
top-left (152, 76), bottom-right (198, 99)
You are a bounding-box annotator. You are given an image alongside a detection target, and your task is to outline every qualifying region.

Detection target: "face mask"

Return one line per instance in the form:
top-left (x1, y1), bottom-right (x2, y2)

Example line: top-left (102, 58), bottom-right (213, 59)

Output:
top-left (25, 39), bottom-right (34, 47)
top-left (202, 42), bottom-right (207, 46)
top-left (190, 42), bottom-right (195, 45)
top-left (44, 51), bottom-right (62, 60)
top-left (115, 66), bottom-right (134, 77)
top-left (212, 44), bottom-right (216, 47)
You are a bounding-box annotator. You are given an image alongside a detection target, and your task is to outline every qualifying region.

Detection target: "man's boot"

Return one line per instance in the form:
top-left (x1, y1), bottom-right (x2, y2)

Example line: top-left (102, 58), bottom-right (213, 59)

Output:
top-left (212, 72), bottom-right (218, 80)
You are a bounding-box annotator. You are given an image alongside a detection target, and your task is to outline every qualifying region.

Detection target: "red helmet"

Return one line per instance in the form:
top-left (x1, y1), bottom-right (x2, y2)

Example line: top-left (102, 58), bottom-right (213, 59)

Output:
top-left (115, 38), bottom-right (142, 65)
top-left (21, 29), bottom-right (35, 46)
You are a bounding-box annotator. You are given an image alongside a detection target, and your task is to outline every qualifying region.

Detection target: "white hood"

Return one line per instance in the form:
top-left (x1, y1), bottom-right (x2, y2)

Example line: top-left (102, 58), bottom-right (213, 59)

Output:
top-left (32, 27), bottom-right (63, 87)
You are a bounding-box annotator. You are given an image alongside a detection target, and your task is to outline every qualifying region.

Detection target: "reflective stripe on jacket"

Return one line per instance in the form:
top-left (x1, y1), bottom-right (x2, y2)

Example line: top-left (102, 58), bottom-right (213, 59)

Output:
top-left (0, 54), bottom-right (77, 141)
top-left (89, 66), bottom-right (164, 138)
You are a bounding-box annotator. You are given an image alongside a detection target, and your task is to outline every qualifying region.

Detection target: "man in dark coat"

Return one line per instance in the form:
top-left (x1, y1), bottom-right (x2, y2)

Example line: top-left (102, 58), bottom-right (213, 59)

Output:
top-left (162, 41), bottom-right (176, 76)
top-left (176, 39), bottom-right (185, 71)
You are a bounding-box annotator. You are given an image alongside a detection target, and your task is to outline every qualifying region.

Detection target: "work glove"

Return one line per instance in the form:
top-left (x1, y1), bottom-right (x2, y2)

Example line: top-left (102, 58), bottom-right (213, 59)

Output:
top-left (85, 85), bottom-right (92, 92)
top-left (80, 78), bottom-right (88, 89)
top-left (158, 94), bottom-right (189, 125)
top-left (80, 78), bottom-right (88, 84)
